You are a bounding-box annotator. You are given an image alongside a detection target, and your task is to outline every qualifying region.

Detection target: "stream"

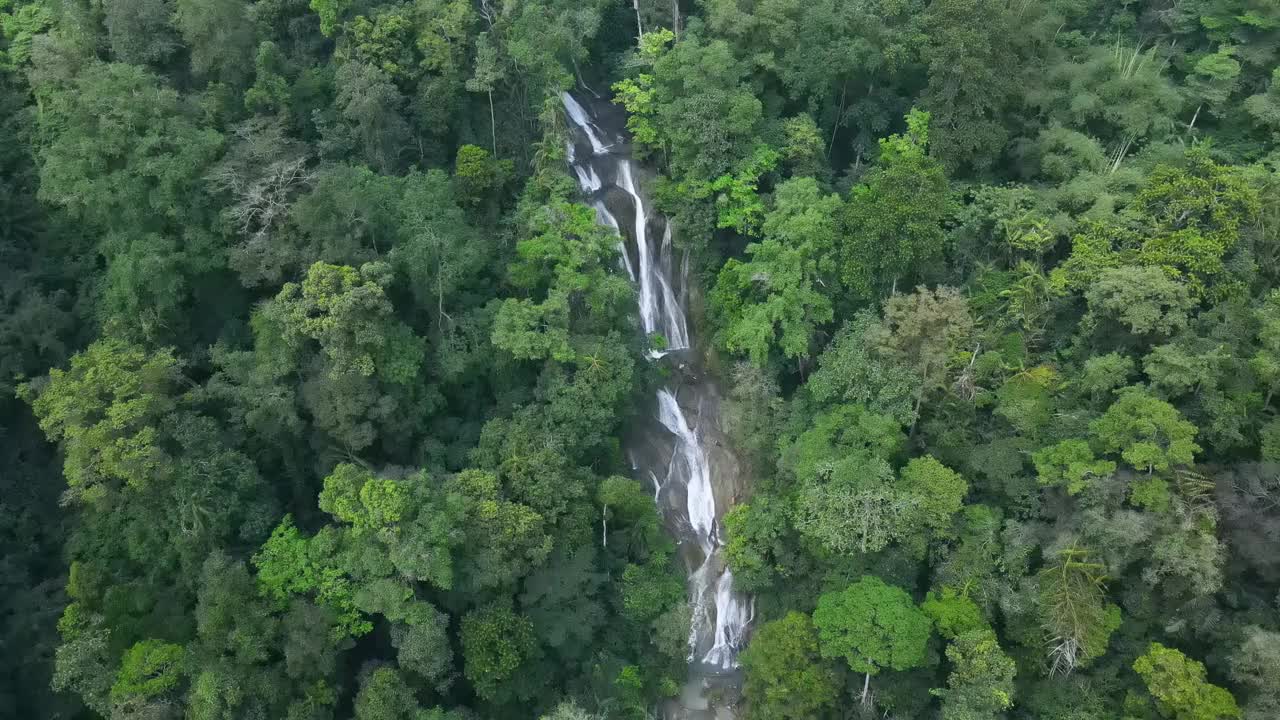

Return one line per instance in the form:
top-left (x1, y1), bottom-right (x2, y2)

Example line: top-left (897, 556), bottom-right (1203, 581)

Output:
top-left (561, 92), bottom-right (752, 719)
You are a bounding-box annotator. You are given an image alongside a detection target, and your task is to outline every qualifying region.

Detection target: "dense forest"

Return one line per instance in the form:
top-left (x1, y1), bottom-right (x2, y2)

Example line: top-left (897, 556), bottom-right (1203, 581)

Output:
top-left (3, 0), bottom-right (1280, 718)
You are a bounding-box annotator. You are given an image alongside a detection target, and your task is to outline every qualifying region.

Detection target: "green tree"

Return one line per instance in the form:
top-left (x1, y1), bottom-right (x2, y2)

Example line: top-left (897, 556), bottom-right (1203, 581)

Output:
top-left (1084, 266), bottom-right (1194, 338)
top-left (806, 312), bottom-right (918, 426)
top-left (1251, 289), bottom-right (1280, 407)
top-left (1134, 643), bottom-right (1242, 720)
top-left (932, 629), bottom-right (1016, 720)
top-left (174, 0), bottom-right (256, 85)
top-left (841, 109), bottom-right (949, 299)
top-left (614, 34), bottom-right (762, 182)
top-left (34, 62), bottom-right (223, 339)
top-left (711, 177), bottom-right (842, 364)
top-left (1091, 388), bottom-right (1201, 473)
top-left (898, 455), bottom-right (968, 542)
top-left (921, 587), bottom-right (984, 640)
top-left (740, 612), bottom-right (840, 720)
top-left (493, 200), bottom-right (631, 361)
top-left (353, 667), bottom-right (427, 720)
top-left (332, 61), bottom-right (412, 174)
top-left (111, 640), bottom-right (185, 712)
top-left (1033, 440), bottom-right (1117, 496)
top-left (101, 0), bottom-right (178, 65)
top-left (620, 556), bottom-right (683, 624)
top-left (21, 339), bottom-right (180, 503)
top-left (919, 0), bottom-right (1015, 173)
top-left (812, 576), bottom-right (931, 702)
top-left (460, 603), bottom-right (540, 702)
top-left (872, 286), bottom-right (975, 428)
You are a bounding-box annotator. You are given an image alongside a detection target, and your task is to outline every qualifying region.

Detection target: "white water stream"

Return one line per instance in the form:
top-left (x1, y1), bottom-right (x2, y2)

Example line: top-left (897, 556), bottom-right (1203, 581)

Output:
top-left (560, 92), bottom-right (751, 685)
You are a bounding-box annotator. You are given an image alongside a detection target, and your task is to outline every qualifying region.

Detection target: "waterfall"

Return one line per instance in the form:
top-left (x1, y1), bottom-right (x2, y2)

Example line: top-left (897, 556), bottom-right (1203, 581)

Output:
top-left (560, 92), bottom-right (752, 686)
top-left (656, 389), bottom-right (716, 551)
top-left (561, 91), bottom-right (611, 155)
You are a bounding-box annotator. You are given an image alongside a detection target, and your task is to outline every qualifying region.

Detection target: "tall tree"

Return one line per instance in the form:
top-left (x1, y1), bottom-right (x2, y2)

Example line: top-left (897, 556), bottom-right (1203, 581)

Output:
top-left (812, 576), bottom-right (932, 703)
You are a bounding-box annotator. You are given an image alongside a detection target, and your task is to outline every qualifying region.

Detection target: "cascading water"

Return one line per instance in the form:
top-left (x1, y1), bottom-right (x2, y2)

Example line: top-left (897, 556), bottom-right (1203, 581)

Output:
top-left (561, 91), bottom-right (752, 716)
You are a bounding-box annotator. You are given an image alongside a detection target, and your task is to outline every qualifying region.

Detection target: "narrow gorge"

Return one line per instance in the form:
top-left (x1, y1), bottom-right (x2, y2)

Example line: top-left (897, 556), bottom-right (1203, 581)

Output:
top-left (562, 91), bottom-right (752, 719)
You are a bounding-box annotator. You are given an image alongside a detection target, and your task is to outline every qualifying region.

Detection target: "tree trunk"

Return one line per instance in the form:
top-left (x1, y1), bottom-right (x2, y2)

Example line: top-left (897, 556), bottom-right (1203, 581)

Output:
top-left (861, 672), bottom-right (871, 704)
top-left (487, 90), bottom-right (497, 156)
top-left (828, 80), bottom-right (848, 153)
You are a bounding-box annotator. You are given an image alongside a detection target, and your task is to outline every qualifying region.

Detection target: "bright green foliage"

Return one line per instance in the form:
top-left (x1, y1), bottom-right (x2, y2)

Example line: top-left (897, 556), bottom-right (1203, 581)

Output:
top-left (1033, 440), bottom-right (1117, 495)
top-left (454, 144), bottom-right (513, 206)
top-left (1052, 155), bottom-right (1259, 301)
top-left (723, 498), bottom-right (791, 592)
top-left (494, 200), bottom-right (630, 361)
top-left (899, 455), bottom-right (968, 539)
top-left (932, 629), bottom-right (1016, 720)
top-left (0, 1), bottom-right (54, 69)
top-left (1130, 475), bottom-right (1173, 512)
top-left (1134, 643), bottom-right (1242, 720)
top-left (111, 640), bottom-right (185, 706)
top-left (253, 517), bottom-right (371, 638)
top-left (1091, 388), bottom-right (1201, 473)
top-left (710, 177), bottom-right (841, 364)
top-left (740, 612), bottom-right (840, 720)
top-left (260, 261), bottom-right (423, 384)
top-left (783, 403), bottom-right (905, 482)
top-left (841, 109), bottom-right (949, 298)
top-left (812, 576), bottom-right (932, 675)
top-left (922, 587), bottom-right (984, 640)
top-left (697, 144), bottom-right (780, 234)
top-left (620, 35), bottom-right (763, 181)
top-left (311, 0), bottom-right (352, 36)
top-left (22, 339), bottom-right (180, 503)
top-left (1135, 158), bottom-right (1258, 298)
top-left (317, 463), bottom-right (407, 534)
top-left (460, 603), bottom-right (538, 701)
top-left (611, 29), bottom-right (675, 150)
